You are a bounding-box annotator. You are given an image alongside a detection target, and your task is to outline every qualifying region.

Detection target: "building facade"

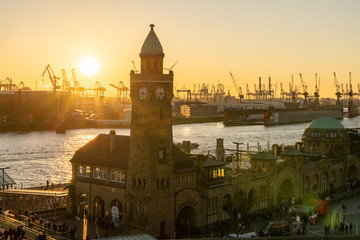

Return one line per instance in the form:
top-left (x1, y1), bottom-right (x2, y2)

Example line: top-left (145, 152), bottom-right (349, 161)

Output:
top-left (68, 25), bottom-right (360, 238)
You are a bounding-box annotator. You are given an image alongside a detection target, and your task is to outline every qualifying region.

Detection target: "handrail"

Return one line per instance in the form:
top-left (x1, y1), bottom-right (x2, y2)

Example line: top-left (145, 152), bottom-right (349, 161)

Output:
top-left (0, 215), bottom-right (57, 240)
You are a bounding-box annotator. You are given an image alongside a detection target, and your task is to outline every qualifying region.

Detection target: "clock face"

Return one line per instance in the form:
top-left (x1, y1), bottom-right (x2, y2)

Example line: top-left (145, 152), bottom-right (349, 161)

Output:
top-left (156, 87), bottom-right (165, 100)
top-left (138, 87), bottom-right (148, 100)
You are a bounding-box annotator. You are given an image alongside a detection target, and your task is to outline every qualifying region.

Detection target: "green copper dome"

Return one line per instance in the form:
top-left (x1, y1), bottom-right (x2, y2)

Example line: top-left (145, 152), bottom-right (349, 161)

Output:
top-left (306, 117), bottom-right (345, 130)
top-left (141, 24), bottom-right (163, 55)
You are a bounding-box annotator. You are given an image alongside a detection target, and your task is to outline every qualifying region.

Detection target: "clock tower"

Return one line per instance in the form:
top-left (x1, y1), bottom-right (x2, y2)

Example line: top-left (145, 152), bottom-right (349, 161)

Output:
top-left (127, 24), bottom-right (175, 237)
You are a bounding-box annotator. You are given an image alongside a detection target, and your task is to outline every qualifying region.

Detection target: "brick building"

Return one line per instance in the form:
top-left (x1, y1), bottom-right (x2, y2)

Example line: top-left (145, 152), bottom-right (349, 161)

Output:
top-left (68, 25), bottom-right (360, 238)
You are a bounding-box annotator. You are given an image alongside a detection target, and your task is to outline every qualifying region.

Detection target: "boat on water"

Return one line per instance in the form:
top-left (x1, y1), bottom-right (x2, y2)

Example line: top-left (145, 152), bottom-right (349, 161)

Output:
top-left (264, 107), bottom-right (343, 126)
top-left (224, 103), bottom-right (344, 126)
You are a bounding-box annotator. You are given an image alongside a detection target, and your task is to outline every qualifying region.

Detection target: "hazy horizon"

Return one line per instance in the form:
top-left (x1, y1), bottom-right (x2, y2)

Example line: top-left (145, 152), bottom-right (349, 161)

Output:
top-left (1, 0), bottom-right (360, 98)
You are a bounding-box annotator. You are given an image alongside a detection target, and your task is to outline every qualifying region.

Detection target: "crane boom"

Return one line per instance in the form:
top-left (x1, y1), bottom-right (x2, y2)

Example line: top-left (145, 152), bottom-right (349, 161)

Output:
top-left (349, 72), bottom-right (353, 97)
top-left (42, 64), bottom-right (60, 91)
top-left (229, 71), bottom-right (244, 100)
top-left (62, 69), bottom-right (71, 91)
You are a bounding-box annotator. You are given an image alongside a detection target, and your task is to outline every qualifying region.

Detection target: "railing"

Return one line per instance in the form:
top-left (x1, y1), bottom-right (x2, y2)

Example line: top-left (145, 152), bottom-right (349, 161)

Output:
top-left (0, 215), bottom-right (56, 240)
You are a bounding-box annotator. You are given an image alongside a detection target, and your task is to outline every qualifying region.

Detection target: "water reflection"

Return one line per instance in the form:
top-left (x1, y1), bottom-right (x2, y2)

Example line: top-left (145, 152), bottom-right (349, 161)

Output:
top-left (0, 116), bottom-right (359, 188)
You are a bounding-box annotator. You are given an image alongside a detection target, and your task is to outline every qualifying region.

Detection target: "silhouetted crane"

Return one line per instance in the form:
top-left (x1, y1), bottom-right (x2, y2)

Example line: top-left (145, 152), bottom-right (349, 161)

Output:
top-left (299, 73), bottom-right (308, 107)
top-left (42, 64), bottom-right (60, 92)
top-left (109, 81), bottom-right (129, 99)
top-left (229, 71), bottom-right (244, 101)
top-left (333, 72), bottom-right (341, 103)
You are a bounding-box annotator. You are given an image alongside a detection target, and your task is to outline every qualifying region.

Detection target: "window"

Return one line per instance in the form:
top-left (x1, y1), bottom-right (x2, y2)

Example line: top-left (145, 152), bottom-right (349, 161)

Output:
top-left (93, 168), bottom-right (108, 180)
top-left (110, 170), bottom-right (126, 183)
top-left (77, 165), bottom-right (90, 177)
top-left (188, 174), bottom-right (192, 182)
top-left (181, 175), bottom-right (186, 183)
top-left (158, 148), bottom-right (166, 164)
top-left (213, 169), bottom-right (217, 178)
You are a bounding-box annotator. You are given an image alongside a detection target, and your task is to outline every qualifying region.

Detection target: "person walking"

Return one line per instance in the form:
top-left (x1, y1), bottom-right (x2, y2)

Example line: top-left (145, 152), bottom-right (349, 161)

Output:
top-left (350, 222), bottom-right (353, 234)
top-left (302, 222), bottom-right (305, 235)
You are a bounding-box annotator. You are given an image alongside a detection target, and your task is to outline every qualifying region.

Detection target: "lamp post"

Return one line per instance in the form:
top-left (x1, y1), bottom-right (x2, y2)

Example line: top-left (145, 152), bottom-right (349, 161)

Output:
top-left (233, 142), bottom-right (243, 173)
top-left (0, 167), bottom-right (10, 217)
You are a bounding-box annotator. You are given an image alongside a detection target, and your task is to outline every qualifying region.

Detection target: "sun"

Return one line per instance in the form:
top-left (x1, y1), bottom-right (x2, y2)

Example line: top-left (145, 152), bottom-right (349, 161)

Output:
top-left (79, 57), bottom-right (99, 76)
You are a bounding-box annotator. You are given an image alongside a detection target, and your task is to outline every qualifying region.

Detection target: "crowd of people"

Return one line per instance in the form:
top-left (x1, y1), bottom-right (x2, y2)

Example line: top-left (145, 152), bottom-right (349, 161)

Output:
top-left (0, 226), bottom-right (26, 240)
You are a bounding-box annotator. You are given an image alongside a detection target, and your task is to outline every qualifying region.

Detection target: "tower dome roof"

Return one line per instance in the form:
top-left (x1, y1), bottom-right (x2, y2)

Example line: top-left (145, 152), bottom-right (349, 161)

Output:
top-left (141, 24), bottom-right (163, 55)
top-left (306, 116), bottom-right (345, 130)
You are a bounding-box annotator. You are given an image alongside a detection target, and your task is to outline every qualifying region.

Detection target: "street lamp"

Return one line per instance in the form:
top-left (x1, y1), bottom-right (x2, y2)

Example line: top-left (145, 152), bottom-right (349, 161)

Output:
top-left (0, 167), bottom-right (10, 217)
top-left (233, 142), bottom-right (243, 173)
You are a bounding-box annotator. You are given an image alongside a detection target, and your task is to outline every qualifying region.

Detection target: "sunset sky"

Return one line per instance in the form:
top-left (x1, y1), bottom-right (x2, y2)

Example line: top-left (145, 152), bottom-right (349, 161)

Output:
top-left (1, 0), bottom-right (360, 98)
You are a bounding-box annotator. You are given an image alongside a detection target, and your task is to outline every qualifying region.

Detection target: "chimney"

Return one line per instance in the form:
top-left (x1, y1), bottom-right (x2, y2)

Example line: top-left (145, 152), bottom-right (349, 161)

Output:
top-left (109, 130), bottom-right (116, 153)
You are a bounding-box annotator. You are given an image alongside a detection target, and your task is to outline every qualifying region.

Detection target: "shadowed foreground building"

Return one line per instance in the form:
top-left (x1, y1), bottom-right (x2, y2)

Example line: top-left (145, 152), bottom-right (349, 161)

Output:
top-left (68, 25), bottom-right (360, 238)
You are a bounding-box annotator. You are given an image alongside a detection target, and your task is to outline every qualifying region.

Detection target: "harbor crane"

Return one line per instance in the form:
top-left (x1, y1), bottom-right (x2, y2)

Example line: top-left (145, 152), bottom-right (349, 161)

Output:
top-left (164, 60), bottom-right (179, 72)
top-left (199, 83), bottom-right (209, 102)
top-left (280, 82), bottom-right (285, 99)
top-left (348, 72), bottom-right (353, 99)
top-left (71, 69), bottom-right (85, 96)
top-left (290, 75), bottom-right (297, 102)
top-left (61, 69), bottom-right (72, 91)
top-left (246, 84), bottom-right (253, 99)
top-left (229, 71), bottom-right (244, 101)
top-left (42, 64), bottom-right (60, 92)
top-left (177, 89), bottom-right (192, 101)
top-left (299, 73), bottom-right (308, 107)
top-left (0, 77), bottom-right (17, 91)
top-left (348, 72), bottom-right (354, 116)
top-left (132, 61), bottom-right (139, 73)
top-left (94, 81), bottom-right (106, 98)
top-left (313, 73), bottom-right (320, 104)
top-left (333, 72), bottom-right (341, 103)
top-left (109, 81), bottom-right (129, 99)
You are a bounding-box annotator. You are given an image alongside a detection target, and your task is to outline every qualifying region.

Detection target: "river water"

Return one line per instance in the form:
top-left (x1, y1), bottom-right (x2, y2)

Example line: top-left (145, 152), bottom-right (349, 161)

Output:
top-left (1, 117), bottom-right (360, 188)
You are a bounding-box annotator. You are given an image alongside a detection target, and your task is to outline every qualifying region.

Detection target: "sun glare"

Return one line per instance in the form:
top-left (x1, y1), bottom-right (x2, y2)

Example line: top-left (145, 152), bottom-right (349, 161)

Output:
top-left (79, 57), bottom-right (99, 76)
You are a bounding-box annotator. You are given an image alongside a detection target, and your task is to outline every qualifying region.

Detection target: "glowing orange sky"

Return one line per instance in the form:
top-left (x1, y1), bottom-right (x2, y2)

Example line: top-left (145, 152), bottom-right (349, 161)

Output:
top-left (1, 0), bottom-right (360, 98)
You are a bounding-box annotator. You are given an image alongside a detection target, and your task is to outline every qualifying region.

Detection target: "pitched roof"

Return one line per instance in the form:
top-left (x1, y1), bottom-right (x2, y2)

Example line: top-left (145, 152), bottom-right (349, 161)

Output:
top-left (173, 146), bottom-right (196, 173)
top-left (251, 151), bottom-right (277, 161)
top-left (280, 148), bottom-right (303, 157)
top-left (70, 134), bottom-right (129, 168)
top-left (202, 158), bottom-right (227, 167)
top-left (141, 24), bottom-right (163, 55)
